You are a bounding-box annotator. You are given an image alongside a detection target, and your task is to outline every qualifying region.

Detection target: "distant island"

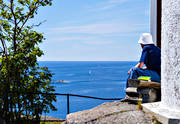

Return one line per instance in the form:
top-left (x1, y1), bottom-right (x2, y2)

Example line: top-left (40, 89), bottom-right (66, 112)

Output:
top-left (52, 80), bottom-right (69, 83)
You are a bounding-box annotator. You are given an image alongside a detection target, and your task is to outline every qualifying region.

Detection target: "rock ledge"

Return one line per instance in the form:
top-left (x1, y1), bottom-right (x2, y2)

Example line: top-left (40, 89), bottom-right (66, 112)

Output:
top-left (63, 100), bottom-right (154, 124)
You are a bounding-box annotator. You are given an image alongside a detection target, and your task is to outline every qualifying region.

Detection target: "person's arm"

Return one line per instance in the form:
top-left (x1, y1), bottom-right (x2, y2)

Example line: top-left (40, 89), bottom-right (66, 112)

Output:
top-left (135, 62), bottom-right (144, 68)
top-left (128, 46), bottom-right (147, 74)
top-left (128, 62), bottom-right (144, 74)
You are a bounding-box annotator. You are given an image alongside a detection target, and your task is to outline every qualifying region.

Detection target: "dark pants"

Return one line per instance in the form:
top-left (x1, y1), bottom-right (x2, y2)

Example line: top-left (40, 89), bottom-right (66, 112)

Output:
top-left (126, 67), bottom-right (160, 88)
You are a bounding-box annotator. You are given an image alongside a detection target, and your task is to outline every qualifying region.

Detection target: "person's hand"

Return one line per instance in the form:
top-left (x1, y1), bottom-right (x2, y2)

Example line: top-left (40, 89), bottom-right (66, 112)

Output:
top-left (127, 69), bottom-right (131, 75)
top-left (143, 67), bottom-right (147, 69)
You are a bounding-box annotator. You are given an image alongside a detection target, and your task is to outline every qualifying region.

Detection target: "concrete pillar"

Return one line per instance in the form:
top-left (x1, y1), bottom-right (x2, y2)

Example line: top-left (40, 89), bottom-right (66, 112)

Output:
top-left (161, 0), bottom-right (180, 110)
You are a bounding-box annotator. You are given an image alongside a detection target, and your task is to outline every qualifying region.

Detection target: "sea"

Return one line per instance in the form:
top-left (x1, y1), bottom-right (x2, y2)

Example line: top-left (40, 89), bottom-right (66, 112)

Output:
top-left (39, 61), bottom-right (136, 119)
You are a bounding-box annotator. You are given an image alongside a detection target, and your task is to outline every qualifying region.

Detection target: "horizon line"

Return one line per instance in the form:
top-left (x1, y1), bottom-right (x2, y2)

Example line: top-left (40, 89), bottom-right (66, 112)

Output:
top-left (38, 60), bottom-right (138, 62)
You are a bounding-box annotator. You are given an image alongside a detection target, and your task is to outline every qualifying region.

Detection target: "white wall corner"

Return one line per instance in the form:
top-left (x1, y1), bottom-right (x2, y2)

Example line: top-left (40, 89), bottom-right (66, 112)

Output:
top-left (150, 0), bottom-right (157, 45)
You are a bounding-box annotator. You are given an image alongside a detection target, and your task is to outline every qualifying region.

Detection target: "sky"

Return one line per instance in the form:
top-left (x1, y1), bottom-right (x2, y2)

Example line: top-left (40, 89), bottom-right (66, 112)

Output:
top-left (35, 0), bottom-right (150, 61)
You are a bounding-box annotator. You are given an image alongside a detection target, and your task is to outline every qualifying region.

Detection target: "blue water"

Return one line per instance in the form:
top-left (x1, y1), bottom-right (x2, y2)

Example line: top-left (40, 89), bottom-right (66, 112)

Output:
top-left (39, 61), bottom-right (136, 119)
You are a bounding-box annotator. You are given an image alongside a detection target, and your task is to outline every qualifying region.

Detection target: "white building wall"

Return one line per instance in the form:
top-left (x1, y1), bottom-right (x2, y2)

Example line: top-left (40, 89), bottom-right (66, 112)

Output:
top-left (150, 0), bottom-right (157, 44)
top-left (161, 0), bottom-right (180, 110)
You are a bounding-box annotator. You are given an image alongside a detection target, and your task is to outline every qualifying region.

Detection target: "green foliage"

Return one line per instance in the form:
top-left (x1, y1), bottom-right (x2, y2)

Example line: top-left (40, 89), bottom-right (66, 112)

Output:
top-left (0, 0), bottom-right (56, 123)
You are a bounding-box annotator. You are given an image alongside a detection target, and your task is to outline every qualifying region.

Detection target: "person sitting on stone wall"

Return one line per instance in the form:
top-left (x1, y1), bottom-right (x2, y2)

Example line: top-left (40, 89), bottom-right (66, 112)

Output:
top-left (126, 33), bottom-right (161, 88)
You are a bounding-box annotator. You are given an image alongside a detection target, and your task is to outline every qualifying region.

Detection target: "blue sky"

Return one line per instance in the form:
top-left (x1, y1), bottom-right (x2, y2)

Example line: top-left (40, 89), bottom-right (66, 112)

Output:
top-left (35, 0), bottom-right (150, 61)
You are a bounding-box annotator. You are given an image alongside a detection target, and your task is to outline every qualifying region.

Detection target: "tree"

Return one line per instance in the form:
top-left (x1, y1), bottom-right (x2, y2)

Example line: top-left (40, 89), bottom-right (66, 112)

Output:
top-left (0, 0), bottom-right (56, 123)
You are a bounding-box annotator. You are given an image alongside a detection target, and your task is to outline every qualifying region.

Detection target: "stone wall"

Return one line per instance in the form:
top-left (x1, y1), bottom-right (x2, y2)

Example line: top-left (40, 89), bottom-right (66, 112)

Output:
top-left (161, 0), bottom-right (180, 110)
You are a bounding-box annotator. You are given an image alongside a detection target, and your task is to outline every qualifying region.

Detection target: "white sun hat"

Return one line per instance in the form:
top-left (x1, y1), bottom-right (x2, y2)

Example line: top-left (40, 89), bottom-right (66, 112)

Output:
top-left (138, 33), bottom-right (154, 44)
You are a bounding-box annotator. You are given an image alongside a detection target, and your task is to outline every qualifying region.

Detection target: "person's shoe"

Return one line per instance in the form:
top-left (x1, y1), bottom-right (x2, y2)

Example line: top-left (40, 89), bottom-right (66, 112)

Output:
top-left (125, 87), bottom-right (139, 97)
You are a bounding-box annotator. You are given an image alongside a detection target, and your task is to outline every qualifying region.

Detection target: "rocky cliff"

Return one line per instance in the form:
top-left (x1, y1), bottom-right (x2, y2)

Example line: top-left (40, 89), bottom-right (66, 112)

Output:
top-left (63, 100), bottom-right (154, 124)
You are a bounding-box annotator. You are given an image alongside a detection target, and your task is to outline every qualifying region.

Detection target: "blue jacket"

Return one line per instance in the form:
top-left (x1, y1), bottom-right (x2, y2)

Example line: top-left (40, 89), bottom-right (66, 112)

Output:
top-left (139, 44), bottom-right (161, 75)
